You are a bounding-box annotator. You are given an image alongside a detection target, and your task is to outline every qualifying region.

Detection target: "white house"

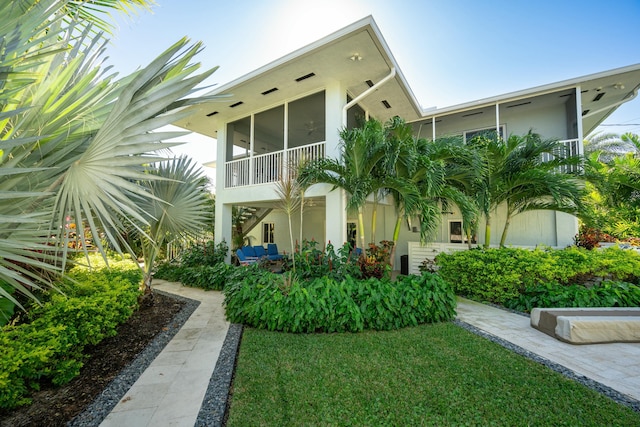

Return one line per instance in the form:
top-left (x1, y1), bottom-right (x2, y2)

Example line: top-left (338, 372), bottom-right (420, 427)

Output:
top-left (175, 16), bottom-right (640, 272)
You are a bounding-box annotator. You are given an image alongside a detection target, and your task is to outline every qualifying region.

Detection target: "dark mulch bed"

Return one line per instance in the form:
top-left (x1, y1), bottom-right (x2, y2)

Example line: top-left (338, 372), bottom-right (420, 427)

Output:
top-left (0, 292), bottom-right (185, 427)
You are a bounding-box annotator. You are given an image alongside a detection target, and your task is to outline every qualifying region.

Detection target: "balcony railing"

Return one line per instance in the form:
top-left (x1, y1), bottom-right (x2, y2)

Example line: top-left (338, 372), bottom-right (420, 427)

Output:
top-left (541, 138), bottom-right (581, 173)
top-left (225, 141), bottom-right (326, 188)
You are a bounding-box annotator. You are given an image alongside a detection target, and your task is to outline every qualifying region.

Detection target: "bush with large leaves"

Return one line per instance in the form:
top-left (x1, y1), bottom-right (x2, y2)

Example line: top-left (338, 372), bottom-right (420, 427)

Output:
top-left (0, 0), bottom-right (218, 308)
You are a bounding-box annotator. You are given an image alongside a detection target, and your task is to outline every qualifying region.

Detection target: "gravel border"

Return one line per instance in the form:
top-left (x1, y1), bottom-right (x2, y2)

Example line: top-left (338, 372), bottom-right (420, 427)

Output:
top-left (453, 319), bottom-right (640, 413)
top-left (195, 323), bottom-right (244, 427)
top-left (68, 290), bottom-right (200, 427)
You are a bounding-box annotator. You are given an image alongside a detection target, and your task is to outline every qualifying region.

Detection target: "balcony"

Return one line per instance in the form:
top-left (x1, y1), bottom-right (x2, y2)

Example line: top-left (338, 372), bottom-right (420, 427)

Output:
top-left (224, 141), bottom-right (326, 188)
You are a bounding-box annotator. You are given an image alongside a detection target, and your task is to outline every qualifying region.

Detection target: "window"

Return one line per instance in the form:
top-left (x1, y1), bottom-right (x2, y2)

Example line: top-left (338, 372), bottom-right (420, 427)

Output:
top-left (262, 222), bottom-right (275, 244)
top-left (449, 221), bottom-right (463, 243)
top-left (464, 125), bottom-right (505, 143)
top-left (288, 91), bottom-right (326, 148)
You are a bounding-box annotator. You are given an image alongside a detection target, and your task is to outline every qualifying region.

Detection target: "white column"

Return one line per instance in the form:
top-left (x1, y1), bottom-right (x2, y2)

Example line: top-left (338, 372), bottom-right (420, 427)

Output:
top-left (215, 202), bottom-right (233, 263)
top-left (432, 117), bottom-right (436, 141)
top-left (575, 86), bottom-right (584, 155)
top-left (496, 103), bottom-right (500, 136)
top-left (249, 114), bottom-right (255, 185)
top-left (324, 79), bottom-right (347, 247)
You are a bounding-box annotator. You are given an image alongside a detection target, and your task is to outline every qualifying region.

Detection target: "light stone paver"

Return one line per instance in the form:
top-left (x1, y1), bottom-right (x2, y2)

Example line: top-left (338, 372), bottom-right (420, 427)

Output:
top-left (100, 281), bottom-right (229, 427)
top-left (456, 297), bottom-right (640, 401)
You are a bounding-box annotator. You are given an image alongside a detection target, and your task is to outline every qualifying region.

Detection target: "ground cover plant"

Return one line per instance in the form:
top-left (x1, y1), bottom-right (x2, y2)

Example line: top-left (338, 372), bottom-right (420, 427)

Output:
top-left (227, 324), bottom-right (640, 426)
top-left (434, 246), bottom-right (640, 306)
top-left (224, 270), bottom-right (456, 333)
top-left (0, 259), bottom-right (142, 409)
top-left (154, 241), bottom-right (231, 290)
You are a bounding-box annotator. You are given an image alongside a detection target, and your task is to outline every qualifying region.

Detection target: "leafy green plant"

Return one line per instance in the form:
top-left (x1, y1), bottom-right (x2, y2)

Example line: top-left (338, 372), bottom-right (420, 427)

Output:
top-left (436, 246), bottom-right (640, 304)
top-left (179, 240), bottom-right (228, 268)
top-left (0, 268), bottom-right (141, 409)
top-left (223, 272), bottom-right (456, 333)
top-left (505, 281), bottom-right (640, 312)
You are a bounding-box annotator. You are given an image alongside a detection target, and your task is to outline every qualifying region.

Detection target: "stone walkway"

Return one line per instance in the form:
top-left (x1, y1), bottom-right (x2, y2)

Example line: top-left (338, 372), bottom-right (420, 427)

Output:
top-left (99, 285), bottom-right (640, 426)
top-left (99, 281), bottom-right (229, 427)
top-left (456, 297), bottom-right (640, 402)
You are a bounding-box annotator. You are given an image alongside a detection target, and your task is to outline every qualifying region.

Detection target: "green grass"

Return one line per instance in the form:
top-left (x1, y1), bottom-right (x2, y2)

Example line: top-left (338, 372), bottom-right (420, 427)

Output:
top-left (227, 323), bottom-right (640, 426)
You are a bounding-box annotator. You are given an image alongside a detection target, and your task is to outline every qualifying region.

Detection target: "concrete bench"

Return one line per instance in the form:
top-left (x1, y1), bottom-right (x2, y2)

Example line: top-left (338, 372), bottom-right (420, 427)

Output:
top-left (530, 307), bottom-right (640, 344)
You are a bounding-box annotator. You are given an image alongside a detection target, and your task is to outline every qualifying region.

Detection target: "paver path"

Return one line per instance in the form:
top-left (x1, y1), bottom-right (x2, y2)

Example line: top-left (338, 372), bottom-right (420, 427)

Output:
top-left (457, 297), bottom-right (640, 402)
top-left (100, 281), bottom-right (229, 427)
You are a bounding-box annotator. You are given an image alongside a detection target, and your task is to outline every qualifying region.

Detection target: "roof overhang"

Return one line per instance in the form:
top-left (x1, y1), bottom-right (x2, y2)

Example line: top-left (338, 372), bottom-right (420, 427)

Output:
top-left (416, 63), bottom-right (640, 136)
top-left (174, 16), bottom-right (423, 138)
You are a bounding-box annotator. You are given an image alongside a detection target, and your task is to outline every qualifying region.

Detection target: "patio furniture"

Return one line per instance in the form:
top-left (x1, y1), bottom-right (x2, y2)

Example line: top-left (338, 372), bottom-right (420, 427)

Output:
top-left (253, 245), bottom-right (268, 258)
top-left (267, 243), bottom-right (283, 261)
top-left (236, 249), bottom-right (258, 266)
top-left (531, 307), bottom-right (640, 344)
top-left (241, 245), bottom-right (258, 258)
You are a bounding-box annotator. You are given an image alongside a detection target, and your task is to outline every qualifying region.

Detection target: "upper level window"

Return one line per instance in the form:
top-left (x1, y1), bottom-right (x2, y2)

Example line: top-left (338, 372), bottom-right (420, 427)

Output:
top-left (288, 91), bottom-right (325, 148)
top-left (254, 106), bottom-right (284, 155)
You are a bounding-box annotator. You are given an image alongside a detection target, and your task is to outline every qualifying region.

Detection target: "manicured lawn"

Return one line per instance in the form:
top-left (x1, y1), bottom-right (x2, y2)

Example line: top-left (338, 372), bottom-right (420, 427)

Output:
top-left (227, 323), bottom-right (640, 426)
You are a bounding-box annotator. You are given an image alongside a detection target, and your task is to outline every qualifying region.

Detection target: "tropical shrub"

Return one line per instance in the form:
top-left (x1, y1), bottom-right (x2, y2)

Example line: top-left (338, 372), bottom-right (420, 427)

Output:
top-left (0, 268), bottom-right (141, 409)
top-left (178, 264), bottom-right (233, 291)
top-left (435, 246), bottom-right (640, 304)
top-left (223, 272), bottom-right (456, 333)
top-left (180, 240), bottom-right (228, 268)
top-left (505, 281), bottom-right (640, 313)
top-left (286, 240), bottom-right (362, 280)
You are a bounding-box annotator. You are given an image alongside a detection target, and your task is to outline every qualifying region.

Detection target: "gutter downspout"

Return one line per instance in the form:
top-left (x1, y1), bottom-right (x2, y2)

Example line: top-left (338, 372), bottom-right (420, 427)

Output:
top-left (342, 67), bottom-right (396, 126)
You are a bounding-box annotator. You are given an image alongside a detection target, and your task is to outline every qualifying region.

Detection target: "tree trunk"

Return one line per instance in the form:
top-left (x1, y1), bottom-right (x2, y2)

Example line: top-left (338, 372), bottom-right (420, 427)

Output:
top-left (389, 216), bottom-right (402, 270)
top-left (484, 215), bottom-right (491, 249)
top-left (357, 207), bottom-right (366, 256)
top-left (371, 198), bottom-right (378, 244)
top-left (499, 211), bottom-right (512, 248)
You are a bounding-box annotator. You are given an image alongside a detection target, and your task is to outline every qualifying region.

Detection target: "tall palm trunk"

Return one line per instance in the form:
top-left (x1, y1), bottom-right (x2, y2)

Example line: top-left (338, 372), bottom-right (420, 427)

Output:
top-left (484, 215), bottom-right (491, 248)
top-left (389, 215), bottom-right (403, 270)
top-left (358, 207), bottom-right (366, 255)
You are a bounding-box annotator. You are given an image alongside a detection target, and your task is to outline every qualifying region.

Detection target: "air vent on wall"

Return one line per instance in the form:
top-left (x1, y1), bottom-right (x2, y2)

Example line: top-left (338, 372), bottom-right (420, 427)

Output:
top-left (230, 101), bottom-right (244, 108)
top-left (381, 100), bottom-right (391, 109)
top-left (365, 79), bottom-right (374, 87)
top-left (462, 111), bottom-right (483, 117)
top-left (593, 92), bottom-right (605, 102)
top-left (206, 111), bottom-right (219, 117)
top-left (295, 72), bottom-right (316, 82)
top-left (506, 101), bottom-right (531, 109)
top-left (261, 87), bottom-right (278, 95)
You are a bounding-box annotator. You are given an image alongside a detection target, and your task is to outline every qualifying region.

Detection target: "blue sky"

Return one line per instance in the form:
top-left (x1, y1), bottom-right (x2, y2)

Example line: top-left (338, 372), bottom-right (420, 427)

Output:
top-left (107, 0), bottom-right (640, 186)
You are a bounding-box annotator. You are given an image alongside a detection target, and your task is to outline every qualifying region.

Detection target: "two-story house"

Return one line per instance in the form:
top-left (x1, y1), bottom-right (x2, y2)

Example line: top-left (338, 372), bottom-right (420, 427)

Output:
top-left (175, 16), bottom-right (640, 272)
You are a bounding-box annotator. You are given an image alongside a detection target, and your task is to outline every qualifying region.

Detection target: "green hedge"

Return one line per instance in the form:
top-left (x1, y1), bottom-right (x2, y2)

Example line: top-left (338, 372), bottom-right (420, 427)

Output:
top-left (505, 281), bottom-right (640, 312)
top-left (435, 246), bottom-right (640, 305)
top-left (223, 271), bottom-right (456, 333)
top-left (154, 263), bottom-right (233, 291)
top-left (0, 268), bottom-right (141, 409)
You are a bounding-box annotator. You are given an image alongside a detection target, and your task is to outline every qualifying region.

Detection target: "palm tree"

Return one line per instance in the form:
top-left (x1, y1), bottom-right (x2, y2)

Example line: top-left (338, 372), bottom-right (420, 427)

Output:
top-left (274, 172), bottom-right (302, 272)
top-left (584, 131), bottom-right (638, 163)
top-left (0, 0), bottom-right (220, 308)
top-left (299, 119), bottom-right (388, 252)
top-left (582, 140), bottom-right (640, 238)
top-left (383, 118), bottom-right (478, 267)
top-left (137, 156), bottom-right (212, 291)
top-left (468, 131), bottom-right (583, 247)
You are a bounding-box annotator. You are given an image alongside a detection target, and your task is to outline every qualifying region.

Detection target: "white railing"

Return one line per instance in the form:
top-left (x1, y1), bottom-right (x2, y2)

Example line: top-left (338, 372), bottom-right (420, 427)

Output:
top-left (254, 151), bottom-right (283, 185)
top-left (225, 157), bottom-right (250, 188)
top-left (224, 142), bottom-right (326, 188)
top-left (541, 138), bottom-right (581, 173)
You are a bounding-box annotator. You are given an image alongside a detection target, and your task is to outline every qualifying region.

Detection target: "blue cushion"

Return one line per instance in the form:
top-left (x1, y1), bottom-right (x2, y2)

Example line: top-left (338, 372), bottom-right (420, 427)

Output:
top-left (267, 243), bottom-right (283, 260)
top-left (254, 245), bottom-right (267, 257)
top-left (242, 245), bottom-right (257, 257)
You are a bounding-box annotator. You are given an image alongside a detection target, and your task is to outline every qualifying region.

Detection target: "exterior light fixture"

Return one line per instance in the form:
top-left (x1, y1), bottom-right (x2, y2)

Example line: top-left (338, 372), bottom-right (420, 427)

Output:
top-left (350, 53), bottom-right (362, 61)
